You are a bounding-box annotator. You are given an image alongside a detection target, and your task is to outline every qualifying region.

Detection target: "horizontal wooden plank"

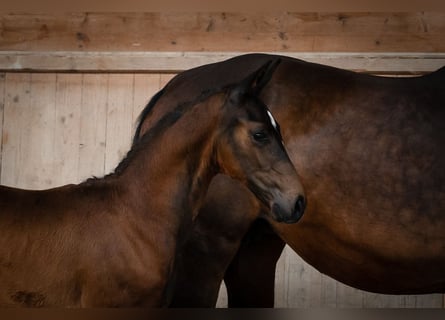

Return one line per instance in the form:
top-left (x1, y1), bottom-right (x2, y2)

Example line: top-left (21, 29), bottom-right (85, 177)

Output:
top-left (1, 0), bottom-right (444, 12)
top-left (1, 51), bottom-right (444, 74)
top-left (1, 12), bottom-right (444, 53)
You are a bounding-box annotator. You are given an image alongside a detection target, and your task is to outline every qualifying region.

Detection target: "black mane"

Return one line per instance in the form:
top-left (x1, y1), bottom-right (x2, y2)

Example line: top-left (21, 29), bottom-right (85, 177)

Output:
top-left (112, 86), bottom-right (222, 176)
top-left (132, 88), bottom-right (165, 146)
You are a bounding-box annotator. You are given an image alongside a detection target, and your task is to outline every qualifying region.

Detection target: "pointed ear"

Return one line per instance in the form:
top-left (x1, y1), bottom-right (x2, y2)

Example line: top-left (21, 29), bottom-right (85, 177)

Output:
top-left (228, 59), bottom-right (281, 104)
top-left (249, 58), bottom-right (281, 95)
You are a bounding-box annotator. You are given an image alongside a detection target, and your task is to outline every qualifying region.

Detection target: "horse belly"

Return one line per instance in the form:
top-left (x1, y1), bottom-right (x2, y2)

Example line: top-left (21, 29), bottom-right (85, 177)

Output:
top-left (274, 200), bottom-right (445, 294)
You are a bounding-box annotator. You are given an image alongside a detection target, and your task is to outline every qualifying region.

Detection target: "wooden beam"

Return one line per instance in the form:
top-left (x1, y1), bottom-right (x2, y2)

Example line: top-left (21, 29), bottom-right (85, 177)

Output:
top-left (1, 0), bottom-right (443, 12)
top-left (1, 13), bottom-right (444, 53)
top-left (0, 51), bottom-right (444, 74)
top-left (2, 13), bottom-right (444, 74)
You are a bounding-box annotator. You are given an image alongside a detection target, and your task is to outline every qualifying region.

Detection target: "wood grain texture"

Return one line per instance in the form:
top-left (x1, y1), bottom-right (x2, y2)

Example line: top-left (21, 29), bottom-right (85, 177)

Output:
top-left (1, 12), bottom-right (444, 52)
top-left (1, 51), bottom-right (444, 74)
top-left (104, 74), bottom-right (134, 173)
top-left (1, 13), bottom-right (444, 73)
top-left (1, 73), bottom-right (58, 189)
top-left (53, 74), bottom-right (82, 185)
top-left (77, 74), bottom-right (108, 181)
top-left (0, 73), bottom-right (4, 182)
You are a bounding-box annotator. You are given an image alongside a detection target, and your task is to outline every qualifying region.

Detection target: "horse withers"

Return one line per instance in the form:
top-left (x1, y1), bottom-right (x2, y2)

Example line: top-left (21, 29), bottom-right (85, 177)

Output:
top-left (0, 61), bottom-right (305, 307)
top-left (134, 53), bottom-right (445, 307)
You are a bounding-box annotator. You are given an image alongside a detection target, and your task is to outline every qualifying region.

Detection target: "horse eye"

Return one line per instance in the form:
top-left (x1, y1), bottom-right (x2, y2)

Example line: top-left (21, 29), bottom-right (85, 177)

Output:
top-left (252, 131), bottom-right (268, 142)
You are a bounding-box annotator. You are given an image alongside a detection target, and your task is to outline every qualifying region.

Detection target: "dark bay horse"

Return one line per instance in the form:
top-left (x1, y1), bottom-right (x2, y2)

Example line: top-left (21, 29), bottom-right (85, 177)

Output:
top-left (0, 62), bottom-right (306, 307)
top-left (134, 53), bottom-right (445, 307)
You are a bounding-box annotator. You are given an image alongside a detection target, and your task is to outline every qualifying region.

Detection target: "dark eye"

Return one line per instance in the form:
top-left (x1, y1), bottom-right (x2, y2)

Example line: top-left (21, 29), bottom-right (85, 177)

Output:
top-left (252, 131), bottom-right (269, 142)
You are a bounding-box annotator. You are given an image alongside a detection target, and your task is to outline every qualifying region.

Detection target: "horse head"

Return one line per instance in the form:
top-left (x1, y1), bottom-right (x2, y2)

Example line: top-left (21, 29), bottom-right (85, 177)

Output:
top-left (215, 60), bottom-right (306, 223)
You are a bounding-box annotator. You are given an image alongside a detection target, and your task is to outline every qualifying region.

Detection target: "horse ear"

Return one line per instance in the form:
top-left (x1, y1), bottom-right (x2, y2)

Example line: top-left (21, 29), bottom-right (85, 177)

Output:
top-left (229, 59), bottom-right (281, 104)
top-left (248, 58), bottom-right (281, 95)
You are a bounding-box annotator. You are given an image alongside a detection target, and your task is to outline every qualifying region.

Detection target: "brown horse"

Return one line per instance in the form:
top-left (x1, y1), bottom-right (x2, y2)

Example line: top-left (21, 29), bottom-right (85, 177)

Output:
top-left (0, 61), bottom-right (306, 307)
top-left (134, 53), bottom-right (445, 307)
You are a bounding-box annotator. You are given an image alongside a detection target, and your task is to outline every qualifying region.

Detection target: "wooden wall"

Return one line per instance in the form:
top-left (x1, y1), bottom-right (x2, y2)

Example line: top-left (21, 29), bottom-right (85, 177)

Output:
top-left (0, 72), bottom-right (175, 188)
top-left (1, 12), bottom-right (445, 73)
top-left (0, 12), bottom-right (444, 308)
top-left (1, 12), bottom-right (445, 53)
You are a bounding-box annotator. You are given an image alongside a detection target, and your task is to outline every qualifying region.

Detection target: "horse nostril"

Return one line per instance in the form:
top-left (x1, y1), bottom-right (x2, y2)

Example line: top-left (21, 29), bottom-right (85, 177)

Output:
top-left (295, 195), bottom-right (306, 217)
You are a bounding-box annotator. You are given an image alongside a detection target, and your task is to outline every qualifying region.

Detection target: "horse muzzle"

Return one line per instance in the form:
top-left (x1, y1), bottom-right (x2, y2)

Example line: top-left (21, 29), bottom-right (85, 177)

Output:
top-left (272, 195), bottom-right (306, 224)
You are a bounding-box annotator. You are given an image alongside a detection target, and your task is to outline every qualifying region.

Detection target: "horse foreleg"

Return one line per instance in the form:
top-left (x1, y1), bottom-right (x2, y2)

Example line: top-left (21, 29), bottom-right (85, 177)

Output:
top-left (168, 252), bottom-right (223, 307)
top-left (224, 219), bottom-right (285, 308)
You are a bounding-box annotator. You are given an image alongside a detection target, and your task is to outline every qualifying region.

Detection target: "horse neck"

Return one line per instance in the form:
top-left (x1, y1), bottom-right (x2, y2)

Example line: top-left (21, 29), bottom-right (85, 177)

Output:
top-left (115, 93), bottom-right (224, 233)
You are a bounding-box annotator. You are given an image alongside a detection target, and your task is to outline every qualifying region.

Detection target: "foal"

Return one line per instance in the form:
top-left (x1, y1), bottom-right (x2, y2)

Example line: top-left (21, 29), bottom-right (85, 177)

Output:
top-left (0, 61), bottom-right (305, 307)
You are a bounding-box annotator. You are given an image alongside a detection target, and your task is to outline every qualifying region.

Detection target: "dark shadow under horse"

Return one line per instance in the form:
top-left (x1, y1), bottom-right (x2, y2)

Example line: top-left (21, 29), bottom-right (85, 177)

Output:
top-left (134, 53), bottom-right (445, 307)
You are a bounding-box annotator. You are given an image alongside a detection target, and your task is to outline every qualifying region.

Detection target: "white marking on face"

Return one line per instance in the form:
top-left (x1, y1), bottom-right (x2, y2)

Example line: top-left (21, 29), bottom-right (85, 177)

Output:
top-left (266, 108), bottom-right (285, 145)
top-left (266, 109), bottom-right (278, 131)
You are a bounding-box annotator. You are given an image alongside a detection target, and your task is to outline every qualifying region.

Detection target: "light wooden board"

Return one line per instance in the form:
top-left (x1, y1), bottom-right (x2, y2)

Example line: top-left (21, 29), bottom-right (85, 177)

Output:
top-left (1, 51), bottom-right (445, 74)
top-left (1, 73), bottom-right (58, 189)
top-left (1, 73), bottom-right (30, 187)
top-left (77, 74), bottom-right (108, 181)
top-left (103, 74), bottom-right (134, 173)
top-left (53, 74), bottom-right (82, 185)
top-left (0, 73), bottom-right (4, 182)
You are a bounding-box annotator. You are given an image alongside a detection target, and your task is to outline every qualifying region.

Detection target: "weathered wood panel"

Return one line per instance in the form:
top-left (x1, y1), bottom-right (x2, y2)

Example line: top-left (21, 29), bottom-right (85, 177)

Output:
top-left (0, 73), bottom-right (177, 183)
top-left (104, 74), bottom-right (134, 173)
top-left (53, 74), bottom-right (82, 185)
top-left (1, 13), bottom-right (444, 52)
top-left (77, 74), bottom-right (108, 180)
top-left (0, 72), bottom-right (443, 308)
top-left (1, 13), bottom-right (444, 74)
top-left (0, 73), bottom-right (4, 182)
top-left (1, 51), bottom-right (444, 74)
top-left (1, 0), bottom-right (443, 13)
top-left (1, 73), bottom-right (58, 189)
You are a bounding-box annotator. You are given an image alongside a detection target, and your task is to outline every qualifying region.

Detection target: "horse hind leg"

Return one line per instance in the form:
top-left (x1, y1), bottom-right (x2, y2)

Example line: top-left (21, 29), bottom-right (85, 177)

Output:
top-left (224, 219), bottom-right (285, 307)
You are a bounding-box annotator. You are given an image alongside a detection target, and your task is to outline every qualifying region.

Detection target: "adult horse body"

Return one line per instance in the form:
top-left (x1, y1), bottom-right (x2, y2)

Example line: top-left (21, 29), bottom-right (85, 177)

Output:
top-left (135, 53), bottom-right (445, 307)
top-left (0, 62), bottom-right (305, 307)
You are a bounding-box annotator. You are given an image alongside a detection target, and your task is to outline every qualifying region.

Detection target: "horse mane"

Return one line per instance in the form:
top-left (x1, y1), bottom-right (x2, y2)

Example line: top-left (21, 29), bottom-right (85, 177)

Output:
top-left (82, 87), bottom-right (220, 185)
top-left (110, 86), bottom-right (222, 177)
top-left (132, 88), bottom-right (165, 146)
